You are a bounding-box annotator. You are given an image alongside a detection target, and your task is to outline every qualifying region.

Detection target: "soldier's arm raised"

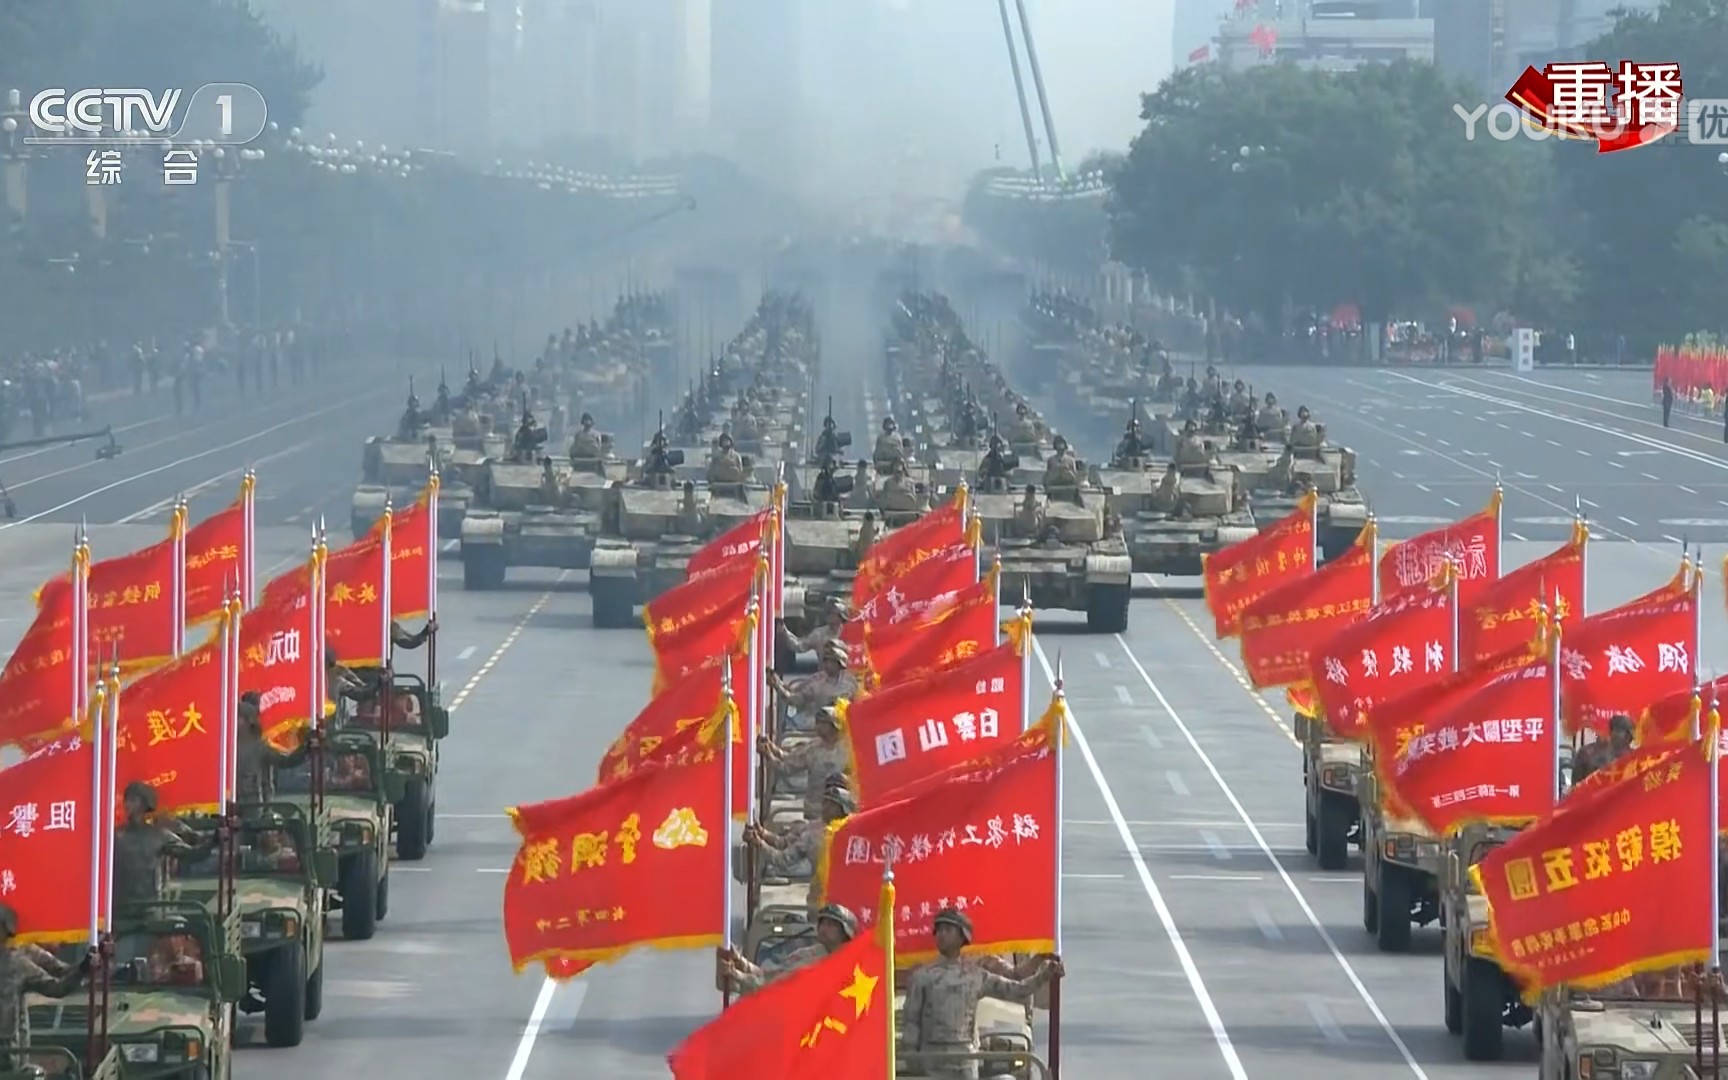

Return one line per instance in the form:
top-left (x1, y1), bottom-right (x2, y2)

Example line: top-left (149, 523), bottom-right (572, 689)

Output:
top-left (979, 959), bottom-right (1056, 1003)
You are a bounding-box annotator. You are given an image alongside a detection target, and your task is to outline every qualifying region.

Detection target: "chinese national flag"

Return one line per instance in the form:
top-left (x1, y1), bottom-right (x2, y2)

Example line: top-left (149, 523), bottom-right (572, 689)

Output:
top-left (1560, 579), bottom-right (1697, 735)
top-left (0, 584), bottom-right (80, 748)
top-left (1460, 528), bottom-right (1585, 666)
top-left (381, 486), bottom-right (437, 620)
top-left (1237, 522), bottom-right (1376, 689)
top-left (846, 541), bottom-right (978, 652)
top-left (1306, 577), bottom-right (1453, 738)
top-left (1639, 679), bottom-right (1728, 745)
top-left (1377, 491), bottom-right (1501, 603)
top-left (502, 720), bottom-right (728, 976)
top-left (37, 531), bottom-right (180, 671)
top-left (237, 589), bottom-right (317, 749)
top-left (1203, 490), bottom-right (1316, 638)
top-left (667, 918), bottom-right (893, 1080)
top-left (852, 496), bottom-right (966, 603)
top-left (0, 733), bottom-right (101, 945)
top-left (113, 629), bottom-right (228, 815)
top-left (184, 500), bottom-right (247, 624)
top-left (1372, 655), bottom-right (1560, 835)
top-left (596, 663), bottom-right (750, 818)
top-left (1473, 740), bottom-right (1715, 998)
top-left (838, 640), bottom-right (1025, 808)
top-left (687, 508), bottom-right (773, 578)
top-left (865, 574), bottom-right (1000, 688)
top-left (820, 712), bottom-right (1059, 963)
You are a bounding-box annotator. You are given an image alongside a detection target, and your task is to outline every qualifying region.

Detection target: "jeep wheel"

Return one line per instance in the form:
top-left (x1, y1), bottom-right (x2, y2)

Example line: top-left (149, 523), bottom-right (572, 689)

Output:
top-left (340, 850), bottom-right (379, 940)
top-left (462, 545), bottom-right (506, 590)
top-left (376, 865), bottom-right (391, 922)
top-left (1084, 585), bottom-right (1130, 635)
top-left (1461, 957), bottom-right (1506, 1060)
top-left (1362, 868), bottom-right (1379, 933)
top-left (1304, 806), bottom-right (1317, 855)
top-left (1374, 867), bottom-right (1412, 952)
top-left (426, 797), bottom-right (437, 843)
top-left (263, 943), bottom-right (307, 1048)
top-left (397, 777), bottom-right (431, 860)
top-left (304, 936), bottom-right (325, 1021)
top-left (1443, 964), bottom-right (1463, 1035)
top-left (591, 576), bottom-right (636, 629)
top-left (1316, 795), bottom-right (1351, 870)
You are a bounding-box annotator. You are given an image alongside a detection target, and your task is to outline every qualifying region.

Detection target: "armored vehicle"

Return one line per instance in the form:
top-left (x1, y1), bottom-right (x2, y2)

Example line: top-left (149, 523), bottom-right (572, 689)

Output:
top-left (1357, 768), bottom-right (1442, 952)
top-left (1299, 711), bottom-right (1362, 870)
top-left (970, 476), bottom-right (1132, 634)
top-left (1441, 824), bottom-right (1531, 1060)
top-left (350, 673), bottom-right (451, 860)
top-left (276, 731), bottom-right (400, 941)
top-left (1537, 971), bottom-right (1718, 1079)
top-left (26, 901), bottom-right (244, 1079)
top-left (459, 457), bottom-right (600, 589)
top-left (1, 1046), bottom-right (122, 1080)
top-left (1095, 454), bottom-right (1258, 577)
top-left (1256, 443), bottom-right (1369, 561)
top-left (172, 805), bottom-right (334, 1048)
top-left (352, 436), bottom-right (437, 539)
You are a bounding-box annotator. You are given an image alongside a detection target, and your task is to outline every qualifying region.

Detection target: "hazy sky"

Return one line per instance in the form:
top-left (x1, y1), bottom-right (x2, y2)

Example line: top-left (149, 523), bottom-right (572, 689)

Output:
top-left (1016, 0), bottom-right (1175, 164)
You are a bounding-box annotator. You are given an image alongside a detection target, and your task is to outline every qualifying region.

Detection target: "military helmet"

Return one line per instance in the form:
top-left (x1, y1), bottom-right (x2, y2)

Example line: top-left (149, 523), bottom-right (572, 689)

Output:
top-left (1051, 434), bottom-right (1069, 453)
top-left (1297, 406), bottom-right (1312, 421)
top-left (0, 902), bottom-right (16, 937)
top-left (816, 903), bottom-right (859, 940)
top-left (815, 705), bottom-right (842, 729)
top-left (717, 432), bottom-right (734, 449)
top-left (932, 906), bottom-right (973, 943)
top-left (821, 640), bottom-right (850, 666)
top-left (823, 416), bottom-right (836, 430)
top-left (124, 780), bottom-right (159, 812)
top-left (821, 784), bottom-right (857, 816)
top-left (580, 412), bottom-right (594, 426)
top-left (882, 416), bottom-right (897, 433)
top-left (1264, 391), bottom-right (1277, 405)
top-left (1016, 402), bottom-right (1029, 417)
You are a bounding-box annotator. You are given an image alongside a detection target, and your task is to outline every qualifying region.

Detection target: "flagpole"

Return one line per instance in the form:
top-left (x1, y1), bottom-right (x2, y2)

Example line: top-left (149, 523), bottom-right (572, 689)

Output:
top-left (227, 591), bottom-right (243, 800)
top-left (172, 500), bottom-right (186, 656)
top-left (1021, 610), bottom-right (1033, 734)
top-left (882, 864), bottom-right (898, 1080)
top-left (217, 595), bottom-right (232, 809)
top-left (1367, 517), bottom-right (1379, 606)
top-left (1051, 658), bottom-right (1066, 1079)
top-left (1576, 502), bottom-right (1590, 616)
top-left (1448, 560), bottom-right (1460, 675)
top-left (1550, 602), bottom-right (1563, 807)
top-left (1708, 697), bottom-right (1720, 972)
top-left (102, 661), bottom-right (119, 933)
top-left (72, 536), bottom-right (88, 734)
top-left (85, 682), bottom-right (105, 946)
top-left (243, 471), bottom-right (257, 608)
top-left (1310, 489), bottom-right (1320, 569)
top-left (721, 653), bottom-right (736, 1011)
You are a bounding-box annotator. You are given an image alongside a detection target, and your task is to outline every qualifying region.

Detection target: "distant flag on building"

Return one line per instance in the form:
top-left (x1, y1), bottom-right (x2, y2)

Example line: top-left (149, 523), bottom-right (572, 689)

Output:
top-left (1188, 44), bottom-right (1212, 64)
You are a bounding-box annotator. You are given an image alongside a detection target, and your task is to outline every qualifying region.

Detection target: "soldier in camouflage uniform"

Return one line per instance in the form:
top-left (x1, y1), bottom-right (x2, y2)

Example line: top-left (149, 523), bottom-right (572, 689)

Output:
top-left (770, 641), bottom-right (859, 731)
top-left (390, 616), bottom-right (436, 652)
top-left (720, 903), bottom-right (857, 994)
top-left (0, 904), bottom-right (92, 1069)
top-left (901, 908), bottom-right (1063, 1080)
top-left (759, 706), bottom-right (853, 817)
top-left (568, 413), bottom-right (604, 460)
top-left (234, 692), bottom-right (314, 803)
top-left (744, 784), bottom-right (855, 911)
top-left (1572, 714), bottom-right (1635, 786)
top-left (776, 602), bottom-right (847, 661)
top-left (112, 782), bottom-right (214, 908)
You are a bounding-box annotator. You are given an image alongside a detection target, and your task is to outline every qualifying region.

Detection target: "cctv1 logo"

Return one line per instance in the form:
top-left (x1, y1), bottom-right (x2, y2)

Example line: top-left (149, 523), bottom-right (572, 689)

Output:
top-left (25, 84), bottom-right (269, 145)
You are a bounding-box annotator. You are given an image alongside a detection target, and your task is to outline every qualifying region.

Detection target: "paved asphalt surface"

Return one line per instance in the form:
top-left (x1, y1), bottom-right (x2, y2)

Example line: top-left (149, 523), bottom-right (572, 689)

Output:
top-left (2, 357), bottom-right (1726, 1078)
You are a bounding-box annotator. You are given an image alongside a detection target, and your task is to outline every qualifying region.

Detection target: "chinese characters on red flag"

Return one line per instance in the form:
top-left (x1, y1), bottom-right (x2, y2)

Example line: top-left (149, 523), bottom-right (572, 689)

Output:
top-left (1460, 531), bottom-right (1584, 666)
top-left (237, 591), bottom-right (316, 748)
top-left (839, 640), bottom-right (1025, 807)
top-left (667, 928), bottom-right (891, 1080)
top-left (865, 575), bottom-right (1000, 689)
top-left (651, 603), bottom-right (758, 694)
top-left (820, 718), bottom-right (1057, 963)
top-left (1474, 743), bottom-right (1714, 996)
top-left (1203, 490), bottom-right (1316, 638)
top-left (0, 735), bottom-right (98, 944)
top-left (853, 498), bottom-right (965, 602)
top-left (113, 633), bottom-right (227, 815)
top-left (38, 536), bottom-right (179, 670)
top-left (687, 508), bottom-right (772, 578)
top-left (384, 488), bottom-right (436, 620)
top-left (646, 558), bottom-right (760, 644)
top-left (599, 661), bottom-right (728, 781)
top-left (1375, 657), bottom-right (1559, 834)
top-left (852, 542), bottom-right (977, 629)
top-left (0, 584), bottom-right (78, 748)
top-left (1237, 525), bottom-right (1375, 689)
top-left (318, 537), bottom-right (390, 666)
top-left (1560, 590), bottom-right (1696, 735)
top-left (183, 500), bottom-right (246, 624)
top-left (503, 728), bottom-right (727, 975)
top-left (1308, 581), bottom-right (1452, 737)
top-left (1377, 495), bottom-right (1500, 602)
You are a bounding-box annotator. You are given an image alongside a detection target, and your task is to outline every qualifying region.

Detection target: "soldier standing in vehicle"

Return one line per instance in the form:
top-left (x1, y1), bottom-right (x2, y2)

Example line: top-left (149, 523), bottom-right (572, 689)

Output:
top-left (776, 601), bottom-right (847, 660)
top-left (901, 908), bottom-right (1063, 1080)
top-left (768, 642), bottom-right (859, 728)
top-left (707, 432), bottom-right (748, 484)
top-left (1007, 402), bottom-right (1039, 446)
top-left (111, 781), bottom-right (213, 907)
top-left (235, 691), bottom-right (315, 802)
top-left (1113, 417), bottom-right (1148, 467)
top-left (759, 706), bottom-right (853, 817)
top-left (568, 413), bottom-right (604, 460)
top-left (873, 417), bottom-right (905, 470)
top-left (720, 903), bottom-right (858, 994)
top-left (1571, 714), bottom-right (1636, 786)
top-left (742, 784), bottom-right (854, 911)
top-left (1042, 435), bottom-right (1080, 488)
top-left (0, 904), bottom-right (93, 1069)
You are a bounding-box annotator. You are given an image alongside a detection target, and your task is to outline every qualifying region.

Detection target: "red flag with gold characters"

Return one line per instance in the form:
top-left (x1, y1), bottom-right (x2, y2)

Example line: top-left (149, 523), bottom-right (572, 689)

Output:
top-left (184, 487), bottom-right (250, 624)
top-left (36, 517), bottom-right (184, 671)
top-left (0, 581), bottom-right (81, 749)
top-left (1460, 526), bottom-right (1585, 666)
top-left (112, 624), bottom-right (228, 815)
top-left (1203, 490), bottom-right (1317, 638)
top-left (1473, 740), bottom-right (1715, 998)
top-left (687, 508), bottom-right (774, 578)
top-left (864, 574), bottom-right (1000, 688)
top-left (1638, 679), bottom-right (1728, 745)
top-left (1304, 575), bottom-right (1452, 736)
top-left (650, 600), bottom-right (759, 695)
top-left (318, 537), bottom-right (390, 667)
top-left (0, 732), bottom-right (101, 944)
top-left (837, 639), bottom-right (1026, 808)
top-left (819, 711), bottom-right (1059, 963)
top-left (1377, 490), bottom-right (1501, 602)
top-left (1560, 580), bottom-right (1697, 735)
top-left (597, 660), bottom-right (750, 818)
top-left (503, 719), bottom-right (729, 976)
top-left (847, 540), bottom-right (978, 648)
top-left (378, 482), bottom-right (437, 620)
top-left (1373, 654), bottom-right (1561, 834)
top-left (852, 495), bottom-right (966, 602)
top-left (1238, 521), bottom-right (1376, 689)
top-left (647, 557), bottom-right (762, 648)
top-left (667, 916), bottom-right (893, 1080)
top-left (237, 589), bottom-right (318, 749)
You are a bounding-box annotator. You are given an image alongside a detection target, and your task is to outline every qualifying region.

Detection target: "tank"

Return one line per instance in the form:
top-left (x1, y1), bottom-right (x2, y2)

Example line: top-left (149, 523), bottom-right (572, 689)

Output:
top-left (458, 458), bottom-right (600, 589)
top-left (351, 437), bottom-right (437, 540)
top-left (1257, 443), bottom-right (1370, 562)
top-left (971, 478), bottom-right (1133, 633)
top-left (1094, 456), bottom-right (1259, 577)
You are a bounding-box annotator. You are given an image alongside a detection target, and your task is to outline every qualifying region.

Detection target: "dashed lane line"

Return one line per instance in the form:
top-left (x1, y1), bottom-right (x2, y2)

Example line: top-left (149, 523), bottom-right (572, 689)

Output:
top-left (449, 572), bottom-right (567, 712)
top-left (1163, 600), bottom-right (1298, 747)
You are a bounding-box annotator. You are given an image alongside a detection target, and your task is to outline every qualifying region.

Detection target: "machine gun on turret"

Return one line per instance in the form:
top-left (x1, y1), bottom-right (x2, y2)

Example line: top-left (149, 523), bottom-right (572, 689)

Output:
top-left (813, 397), bottom-right (851, 463)
top-left (642, 414), bottom-right (685, 488)
top-left (0, 426), bottom-right (123, 519)
top-left (509, 394), bottom-right (548, 464)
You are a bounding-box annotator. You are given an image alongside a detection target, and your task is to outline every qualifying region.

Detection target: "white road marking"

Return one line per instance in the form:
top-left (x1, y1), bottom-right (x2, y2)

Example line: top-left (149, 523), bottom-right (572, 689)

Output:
top-left (1608, 460), bottom-right (1624, 468)
top-left (1200, 829), bottom-right (1232, 861)
top-left (1580, 497), bottom-right (1600, 508)
top-left (504, 978), bottom-right (559, 1080)
top-left (116, 439), bottom-right (321, 524)
top-left (1030, 638), bottom-right (1248, 1080)
top-left (457, 645), bottom-right (477, 661)
top-left (1664, 534), bottom-right (1685, 545)
top-left (1167, 771), bottom-right (1191, 796)
top-left (1140, 725), bottom-right (1163, 751)
top-left (1068, 819), bottom-right (1303, 828)
top-left (1115, 685), bottom-right (1134, 705)
top-left (1415, 483), bottom-right (1431, 493)
top-left (1546, 439), bottom-right (1561, 447)
top-left (1064, 872), bottom-right (1126, 880)
top-left (1170, 874), bottom-right (1263, 882)
top-left (1305, 996), bottom-right (1350, 1044)
top-left (1442, 497), bottom-right (1460, 508)
top-left (1250, 902), bottom-right (1284, 942)
top-left (1094, 650), bottom-right (1110, 668)
top-left (1508, 532), bottom-right (1528, 541)
top-left (1680, 485), bottom-right (1698, 494)
top-left (1110, 636), bottom-right (1432, 1079)
top-left (449, 573), bottom-right (566, 712)
top-left (441, 539), bottom-right (459, 553)
top-left (1642, 472), bottom-right (1660, 481)
top-left (1618, 516), bottom-right (1640, 528)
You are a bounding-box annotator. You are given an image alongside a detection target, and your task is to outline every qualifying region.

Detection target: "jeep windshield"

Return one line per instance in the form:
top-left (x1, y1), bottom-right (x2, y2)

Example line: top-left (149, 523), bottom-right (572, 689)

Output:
top-left (1583, 967), bottom-right (1694, 1004)
top-left (174, 822), bottom-right (304, 878)
top-left (108, 927), bottom-right (210, 990)
top-left (274, 748), bottom-right (375, 795)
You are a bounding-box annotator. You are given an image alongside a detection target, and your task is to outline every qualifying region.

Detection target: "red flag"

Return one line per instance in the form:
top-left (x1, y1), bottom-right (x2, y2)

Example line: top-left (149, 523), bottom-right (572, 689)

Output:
top-left (0, 583), bottom-right (80, 748)
top-left (1377, 492), bottom-right (1500, 602)
top-left (184, 497), bottom-right (247, 624)
top-left (651, 600), bottom-right (759, 694)
top-left (381, 482), bottom-right (437, 620)
top-left (838, 640), bottom-right (1026, 808)
top-left (596, 659), bottom-right (750, 817)
top-left (1203, 490), bottom-right (1317, 638)
top-left (236, 590), bottom-right (318, 749)
top-left (1306, 576), bottom-right (1453, 737)
top-left (667, 923), bottom-right (892, 1080)
top-left (1639, 678), bottom-right (1728, 745)
top-left (1560, 583), bottom-right (1697, 734)
top-left (864, 574), bottom-right (1000, 688)
top-left (502, 717), bottom-right (730, 976)
top-left (1460, 528), bottom-right (1585, 665)
top-left (847, 540), bottom-right (978, 647)
top-left (687, 508), bottom-right (773, 578)
top-left (0, 733), bottom-right (101, 944)
top-left (37, 525), bottom-right (182, 670)
top-left (320, 537), bottom-right (390, 666)
top-left (819, 713), bottom-right (1059, 963)
top-left (853, 497), bottom-right (966, 602)
top-left (1238, 522), bottom-right (1375, 688)
top-left (646, 558), bottom-right (761, 643)
top-left (113, 626), bottom-right (228, 815)
top-left (1473, 741), bottom-right (1715, 998)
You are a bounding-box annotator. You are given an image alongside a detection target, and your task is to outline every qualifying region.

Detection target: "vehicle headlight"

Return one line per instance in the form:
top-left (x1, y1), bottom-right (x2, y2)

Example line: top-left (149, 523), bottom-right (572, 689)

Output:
top-left (395, 755), bottom-right (422, 774)
top-left (1620, 1061), bottom-right (1658, 1080)
top-left (241, 921), bottom-right (263, 939)
top-left (342, 821), bottom-right (374, 845)
top-left (122, 1044), bottom-right (160, 1064)
top-left (1469, 927), bottom-right (1495, 957)
top-left (1417, 842), bottom-right (1441, 860)
top-left (1321, 766), bottom-right (1351, 788)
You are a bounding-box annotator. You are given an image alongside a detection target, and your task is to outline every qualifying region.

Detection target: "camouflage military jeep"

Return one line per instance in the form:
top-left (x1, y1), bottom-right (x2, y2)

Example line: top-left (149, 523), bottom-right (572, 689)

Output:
top-left (274, 730), bottom-right (402, 941)
top-left (1441, 824), bottom-right (1531, 1061)
top-left (1300, 713), bottom-right (1362, 870)
top-left (26, 901), bottom-right (245, 1080)
top-left (1538, 970), bottom-right (1717, 1079)
top-left (1358, 766), bottom-right (1443, 953)
top-left (1, 1045), bottom-right (123, 1080)
top-left (171, 804), bottom-right (336, 1049)
top-left (348, 672), bottom-right (451, 860)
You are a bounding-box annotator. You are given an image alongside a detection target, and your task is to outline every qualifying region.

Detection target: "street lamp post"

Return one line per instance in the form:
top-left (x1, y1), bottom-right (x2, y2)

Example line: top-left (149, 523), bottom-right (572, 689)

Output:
top-left (2, 88), bottom-right (31, 226)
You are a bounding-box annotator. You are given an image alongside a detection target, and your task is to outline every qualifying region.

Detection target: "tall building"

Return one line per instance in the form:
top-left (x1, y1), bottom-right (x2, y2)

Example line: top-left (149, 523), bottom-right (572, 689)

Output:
top-left (1174, 0), bottom-right (1237, 67)
top-left (1214, 0), bottom-right (1434, 71)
